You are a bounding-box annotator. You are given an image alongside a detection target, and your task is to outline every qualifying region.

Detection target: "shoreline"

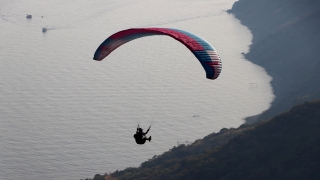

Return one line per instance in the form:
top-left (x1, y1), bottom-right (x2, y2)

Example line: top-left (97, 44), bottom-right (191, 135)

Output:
top-left (230, 0), bottom-right (320, 123)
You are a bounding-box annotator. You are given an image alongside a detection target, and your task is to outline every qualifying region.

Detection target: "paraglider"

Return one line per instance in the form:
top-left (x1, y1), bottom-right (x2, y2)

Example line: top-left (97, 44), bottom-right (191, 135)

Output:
top-left (93, 28), bottom-right (222, 80)
top-left (92, 28), bottom-right (222, 144)
top-left (134, 125), bottom-right (151, 145)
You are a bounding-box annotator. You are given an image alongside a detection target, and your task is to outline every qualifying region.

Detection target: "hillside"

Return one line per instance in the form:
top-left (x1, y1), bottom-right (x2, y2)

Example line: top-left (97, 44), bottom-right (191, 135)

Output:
top-left (229, 0), bottom-right (320, 122)
top-left (100, 100), bottom-right (320, 180)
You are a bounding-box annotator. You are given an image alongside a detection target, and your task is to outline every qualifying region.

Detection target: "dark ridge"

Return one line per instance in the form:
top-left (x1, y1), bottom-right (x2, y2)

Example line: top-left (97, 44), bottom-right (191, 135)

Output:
top-left (104, 100), bottom-right (320, 180)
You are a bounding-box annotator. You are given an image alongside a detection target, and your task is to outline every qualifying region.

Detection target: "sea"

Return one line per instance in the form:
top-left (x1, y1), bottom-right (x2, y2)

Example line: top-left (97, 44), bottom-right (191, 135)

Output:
top-left (0, 0), bottom-right (274, 179)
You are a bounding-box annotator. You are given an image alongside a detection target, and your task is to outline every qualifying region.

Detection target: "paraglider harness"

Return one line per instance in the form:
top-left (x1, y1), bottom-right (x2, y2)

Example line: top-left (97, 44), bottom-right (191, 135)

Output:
top-left (134, 125), bottom-right (151, 145)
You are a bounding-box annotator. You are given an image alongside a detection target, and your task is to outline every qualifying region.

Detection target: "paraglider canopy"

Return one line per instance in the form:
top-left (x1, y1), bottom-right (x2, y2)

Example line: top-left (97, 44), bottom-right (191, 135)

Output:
top-left (93, 28), bottom-right (222, 80)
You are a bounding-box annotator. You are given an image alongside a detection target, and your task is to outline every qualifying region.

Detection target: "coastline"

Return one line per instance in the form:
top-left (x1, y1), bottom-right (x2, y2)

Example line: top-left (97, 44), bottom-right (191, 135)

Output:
top-left (229, 0), bottom-right (320, 123)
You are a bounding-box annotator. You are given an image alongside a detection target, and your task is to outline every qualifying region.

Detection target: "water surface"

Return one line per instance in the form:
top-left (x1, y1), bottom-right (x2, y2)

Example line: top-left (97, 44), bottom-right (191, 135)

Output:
top-left (0, 0), bottom-right (274, 179)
